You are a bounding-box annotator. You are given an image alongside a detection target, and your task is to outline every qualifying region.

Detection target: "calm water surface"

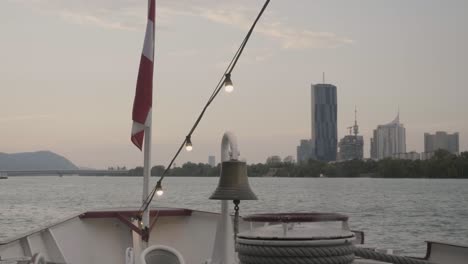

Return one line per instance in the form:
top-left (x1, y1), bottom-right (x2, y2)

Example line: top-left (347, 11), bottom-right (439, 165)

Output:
top-left (1, 176), bottom-right (467, 256)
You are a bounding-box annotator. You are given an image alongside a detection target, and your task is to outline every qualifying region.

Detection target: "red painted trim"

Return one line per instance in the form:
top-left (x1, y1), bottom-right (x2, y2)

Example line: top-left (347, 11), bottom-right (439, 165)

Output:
top-left (79, 208), bottom-right (192, 219)
top-left (116, 213), bottom-right (143, 236)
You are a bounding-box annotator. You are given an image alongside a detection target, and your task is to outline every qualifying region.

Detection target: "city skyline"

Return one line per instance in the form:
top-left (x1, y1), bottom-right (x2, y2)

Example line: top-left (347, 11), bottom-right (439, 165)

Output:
top-left (311, 83), bottom-right (338, 161)
top-left (1, 0), bottom-right (467, 168)
top-left (424, 131), bottom-right (459, 154)
top-left (370, 114), bottom-right (406, 160)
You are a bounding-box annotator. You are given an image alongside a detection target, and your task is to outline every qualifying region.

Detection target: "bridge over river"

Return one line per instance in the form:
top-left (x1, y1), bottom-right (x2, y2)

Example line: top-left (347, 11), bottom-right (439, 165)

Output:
top-left (0, 169), bottom-right (129, 176)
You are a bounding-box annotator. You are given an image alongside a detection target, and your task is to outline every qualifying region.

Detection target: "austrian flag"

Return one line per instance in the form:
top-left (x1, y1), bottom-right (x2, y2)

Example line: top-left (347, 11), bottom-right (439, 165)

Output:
top-left (131, 0), bottom-right (155, 150)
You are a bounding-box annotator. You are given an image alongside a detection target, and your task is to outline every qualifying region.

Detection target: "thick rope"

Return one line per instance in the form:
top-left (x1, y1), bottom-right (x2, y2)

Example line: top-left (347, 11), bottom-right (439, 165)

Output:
top-left (238, 254), bottom-right (355, 264)
top-left (355, 248), bottom-right (434, 264)
top-left (237, 241), bottom-right (354, 264)
top-left (237, 244), bottom-right (355, 258)
top-left (237, 241), bottom-right (435, 264)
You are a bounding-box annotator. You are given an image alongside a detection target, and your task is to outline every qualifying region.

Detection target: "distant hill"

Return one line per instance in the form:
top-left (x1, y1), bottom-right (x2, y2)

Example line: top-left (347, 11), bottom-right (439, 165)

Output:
top-left (0, 151), bottom-right (78, 170)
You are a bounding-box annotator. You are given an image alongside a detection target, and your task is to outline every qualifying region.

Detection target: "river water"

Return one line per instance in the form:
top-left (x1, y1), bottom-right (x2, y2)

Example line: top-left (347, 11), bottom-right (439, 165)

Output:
top-left (1, 176), bottom-right (467, 256)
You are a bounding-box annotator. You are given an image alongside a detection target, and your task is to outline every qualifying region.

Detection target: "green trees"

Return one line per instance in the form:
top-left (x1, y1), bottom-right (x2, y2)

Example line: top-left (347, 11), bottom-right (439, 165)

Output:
top-left (167, 162), bottom-right (218, 177)
top-left (126, 151), bottom-right (468, 178)
top-left (151, 165), bottom-right (165, 176)
top-left (127, 166), bottom-right (143, 176)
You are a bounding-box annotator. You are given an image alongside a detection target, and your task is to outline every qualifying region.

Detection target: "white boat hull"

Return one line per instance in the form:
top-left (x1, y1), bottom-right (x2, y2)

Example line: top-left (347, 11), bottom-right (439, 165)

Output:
top-left (2, 207), bottom-right (467, 264)
top-left (1, 208), bottom-right (226, 264)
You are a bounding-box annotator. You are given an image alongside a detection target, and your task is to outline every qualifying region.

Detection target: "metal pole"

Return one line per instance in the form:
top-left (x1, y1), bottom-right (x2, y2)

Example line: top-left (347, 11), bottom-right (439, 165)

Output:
top-left (142, 114), bottom-right (152, 248)
top-left (141, 0), bottom-right (153, 248)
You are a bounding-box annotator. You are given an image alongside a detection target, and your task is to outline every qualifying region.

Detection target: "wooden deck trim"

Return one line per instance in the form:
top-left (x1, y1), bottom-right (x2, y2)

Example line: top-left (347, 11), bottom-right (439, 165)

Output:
top-left (115, 213), bottom-right (143, 236)
top-left (79, 208), bottom-right (192, 219)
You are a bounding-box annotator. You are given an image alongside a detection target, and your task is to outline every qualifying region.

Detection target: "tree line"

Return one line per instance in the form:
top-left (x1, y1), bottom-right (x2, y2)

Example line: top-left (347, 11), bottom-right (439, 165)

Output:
top-left (127, 150), bottom-right (468, 178)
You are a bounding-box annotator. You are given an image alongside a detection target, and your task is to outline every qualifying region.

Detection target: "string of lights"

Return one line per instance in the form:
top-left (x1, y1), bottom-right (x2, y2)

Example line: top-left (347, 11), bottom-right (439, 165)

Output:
top-left (137, 0), bottom-right (271, 219)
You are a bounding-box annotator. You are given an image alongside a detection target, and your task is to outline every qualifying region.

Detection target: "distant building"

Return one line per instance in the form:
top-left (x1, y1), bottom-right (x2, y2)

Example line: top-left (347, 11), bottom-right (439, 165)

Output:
top-left (421, 152), bottom-right (435, 160)
top-left (311, 83), bottom-right (337, 161)
top-left (208, 156), bottom-right (216, 167)
top-left (338, 107), bottom-right (364, 161)
top-left (370, 138), bottom-right (377, 159)
top-left (266, 155), bottom-right (282, 165)
top-left (392, 151), bottom-right (420, 161)
top-left (424, 132), bottom-right (459, 154)
top-left (370, 113), bottom-right (406, 160)
top-left (339, 136), bottom-right (364, 160)
top-left (283, 155), bottom-right (295, 164)
top-left (296, 139), bottom-right (315, 163)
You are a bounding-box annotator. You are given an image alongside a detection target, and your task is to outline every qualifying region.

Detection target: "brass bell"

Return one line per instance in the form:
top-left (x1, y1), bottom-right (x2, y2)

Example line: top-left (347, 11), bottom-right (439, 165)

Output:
top-left (210, 161), bottom-right (258, 200)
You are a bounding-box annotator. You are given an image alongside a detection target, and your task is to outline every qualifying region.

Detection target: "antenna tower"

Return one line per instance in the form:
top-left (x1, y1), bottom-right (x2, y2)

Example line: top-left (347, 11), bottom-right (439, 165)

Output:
top-left (353, 106), bottom-right (359, 136)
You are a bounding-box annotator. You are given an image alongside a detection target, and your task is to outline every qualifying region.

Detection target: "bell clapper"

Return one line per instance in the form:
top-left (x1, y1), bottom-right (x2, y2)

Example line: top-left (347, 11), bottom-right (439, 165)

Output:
top-left (233, 199), bottom-right (240, 245)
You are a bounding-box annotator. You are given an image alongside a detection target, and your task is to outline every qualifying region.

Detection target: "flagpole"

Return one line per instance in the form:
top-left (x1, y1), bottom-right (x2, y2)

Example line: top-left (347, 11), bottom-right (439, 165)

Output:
top-left (142, 114), bottom-right (152, 248)
top-left (142, 0), bottom-right (154, 248)
top-left (131, 0), bottom-right (154, 253)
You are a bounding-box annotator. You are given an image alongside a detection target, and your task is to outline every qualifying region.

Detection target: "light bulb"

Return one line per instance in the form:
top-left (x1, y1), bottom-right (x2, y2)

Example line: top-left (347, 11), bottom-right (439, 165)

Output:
top-left (155, 181), bottom-right (164, 196)
top-left (185, 136), bottom-right (193, 152)
top-left (225, 85), bottom-right (234, 93)
top-left (224, 74), bottom-right (234, 93)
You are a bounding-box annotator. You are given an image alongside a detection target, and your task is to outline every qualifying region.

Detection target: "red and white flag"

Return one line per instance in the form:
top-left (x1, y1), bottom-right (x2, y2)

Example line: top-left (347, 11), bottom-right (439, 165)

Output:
top-left (131, 0), bottom-right (155, 150)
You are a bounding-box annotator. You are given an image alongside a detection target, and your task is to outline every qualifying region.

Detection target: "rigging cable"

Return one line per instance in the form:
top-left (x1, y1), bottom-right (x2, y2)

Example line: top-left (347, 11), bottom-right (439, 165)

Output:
top-left (137, 0), bottom-right (271, 218)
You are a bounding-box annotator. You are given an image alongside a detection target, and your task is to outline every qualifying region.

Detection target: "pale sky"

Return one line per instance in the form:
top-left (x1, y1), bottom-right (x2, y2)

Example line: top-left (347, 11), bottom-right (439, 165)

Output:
top-left (1, 0), bottom-right (467, 169)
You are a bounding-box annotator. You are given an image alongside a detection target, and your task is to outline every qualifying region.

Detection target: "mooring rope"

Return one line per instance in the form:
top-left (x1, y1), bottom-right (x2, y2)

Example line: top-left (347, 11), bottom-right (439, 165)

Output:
top-left (237, 241), bottom-right (435, 264)
top-left (236, 244), bottom-right (355, 258)
top-left (237, 241), bottom-right (355, 264)
top-left (354, 248), bottom-right (434, 264)
top-left (238, 254), bottom-right (355, 264)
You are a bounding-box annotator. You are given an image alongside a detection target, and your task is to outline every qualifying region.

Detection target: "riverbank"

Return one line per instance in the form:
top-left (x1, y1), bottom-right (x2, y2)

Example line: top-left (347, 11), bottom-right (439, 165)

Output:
top-left (125, 149), bottom-right (468, 178)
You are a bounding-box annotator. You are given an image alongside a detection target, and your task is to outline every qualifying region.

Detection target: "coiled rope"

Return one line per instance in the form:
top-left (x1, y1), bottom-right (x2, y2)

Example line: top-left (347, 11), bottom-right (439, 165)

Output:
top-left (237, 241), bottom-right (355, 264)
top-left (237, 242), bottom-right (434, 264)
top-left (354, 248), bottom-right (434, 264)
top-left (238, 254), bottom-right (355, 264)
top-left (237, 244), bottom-right (355, 258)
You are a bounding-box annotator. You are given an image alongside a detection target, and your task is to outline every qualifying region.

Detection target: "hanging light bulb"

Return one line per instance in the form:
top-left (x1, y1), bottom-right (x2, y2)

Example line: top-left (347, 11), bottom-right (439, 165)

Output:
top-left (155, 181), bottom-right (164, 196)
top-left (224, 73), bottom-right (234, 93)
top-left (185, 136), bottom-right (193, 152)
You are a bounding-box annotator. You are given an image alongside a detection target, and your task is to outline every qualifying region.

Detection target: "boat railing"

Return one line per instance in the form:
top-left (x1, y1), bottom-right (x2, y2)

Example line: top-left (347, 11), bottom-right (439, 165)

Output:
top-left (423, 240), bottom-right (468, 264)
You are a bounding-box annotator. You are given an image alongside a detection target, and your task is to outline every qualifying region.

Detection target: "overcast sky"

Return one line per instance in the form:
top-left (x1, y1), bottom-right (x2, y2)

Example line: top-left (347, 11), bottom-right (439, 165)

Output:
top-left (1, 0), bottom-right (467, 168)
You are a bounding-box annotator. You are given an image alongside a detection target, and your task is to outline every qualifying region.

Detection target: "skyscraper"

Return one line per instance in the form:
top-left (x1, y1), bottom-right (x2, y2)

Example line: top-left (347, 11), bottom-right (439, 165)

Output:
top-left (424, 132), bottom-right (459, 154)
top-left (311, 83), bottom-right (337, 162)
top-left (338, 108), bottom-right (364, 160)
top-left (370, 114), bottom-right (406, 160)
top-left (297, 139), bottom-right (315, 163)
top-left (208, 155), bottom-right (216, 167)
